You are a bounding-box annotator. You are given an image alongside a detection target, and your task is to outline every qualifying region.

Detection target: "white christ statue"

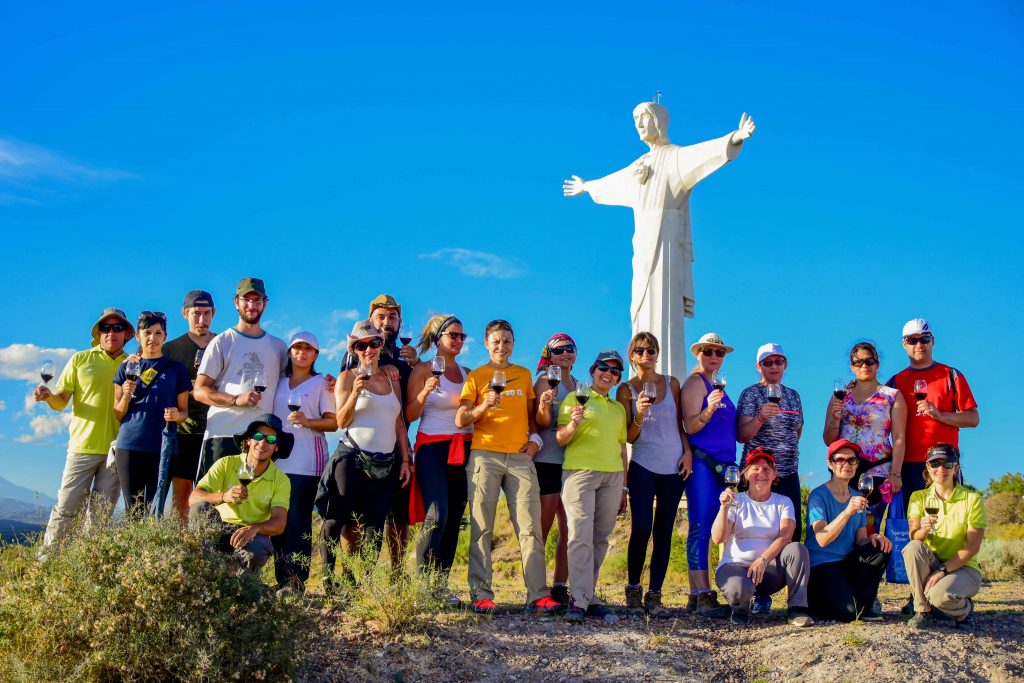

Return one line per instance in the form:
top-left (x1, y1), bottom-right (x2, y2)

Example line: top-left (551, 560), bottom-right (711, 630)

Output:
top-left (563, 102), bottom-right (755, 378)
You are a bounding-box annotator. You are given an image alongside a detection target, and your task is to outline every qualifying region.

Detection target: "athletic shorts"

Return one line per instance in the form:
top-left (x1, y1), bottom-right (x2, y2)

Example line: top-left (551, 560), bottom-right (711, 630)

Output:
top-left (534, 461), bottom-right (564, 496)
top-left (172, 433), bottom-right (203, 481)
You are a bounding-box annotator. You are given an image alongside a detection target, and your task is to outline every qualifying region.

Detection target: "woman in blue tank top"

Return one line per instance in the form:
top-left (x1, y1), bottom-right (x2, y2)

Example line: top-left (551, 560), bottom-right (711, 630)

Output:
top-left (680, 332), bottom-right (738, 618)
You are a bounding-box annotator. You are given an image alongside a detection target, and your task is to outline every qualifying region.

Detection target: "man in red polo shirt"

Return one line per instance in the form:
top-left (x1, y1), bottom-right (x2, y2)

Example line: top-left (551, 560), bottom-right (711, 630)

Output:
top-left (887, 318), bottom-right (979, 506)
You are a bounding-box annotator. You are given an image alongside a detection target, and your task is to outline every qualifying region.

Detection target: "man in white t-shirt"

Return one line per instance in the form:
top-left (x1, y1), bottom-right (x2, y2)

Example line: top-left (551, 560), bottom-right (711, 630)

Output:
top-left (193, 277), bottom-right (287, 482)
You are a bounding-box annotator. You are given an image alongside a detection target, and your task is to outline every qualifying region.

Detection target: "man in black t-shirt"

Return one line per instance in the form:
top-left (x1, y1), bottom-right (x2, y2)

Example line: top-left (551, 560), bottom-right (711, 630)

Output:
top-left (162, 289), bottom-right (216, 518)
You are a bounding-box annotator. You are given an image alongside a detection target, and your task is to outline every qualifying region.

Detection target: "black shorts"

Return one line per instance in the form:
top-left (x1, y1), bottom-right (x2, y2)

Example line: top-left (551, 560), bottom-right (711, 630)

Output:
top-left (388, 478), bottom-right (411, 525)
top-left (172, 433), bottom-right (204, 481)
top-left (196, 436), bottom-right (241, 484)
top-left (534, 461), bottom-right (564, 496)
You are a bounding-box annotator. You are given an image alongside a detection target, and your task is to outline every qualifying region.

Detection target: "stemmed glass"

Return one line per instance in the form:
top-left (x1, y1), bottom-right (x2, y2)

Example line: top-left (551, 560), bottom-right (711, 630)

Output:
top-left (924, 497), bottom-right (940, 536)
top-left (766, 383), bottom-right (782, 407)
top-left (287, 388), bottom-right (304, 430)
top-left (712, 371), bottom-right (727, 395)
top-left (833, 379), bottom-right (848, 401)
top-left (124, 358), bottom-right (141, 400)
top-left (193, 349), bottom-right (204, 373)
top-left (642, 381), bottom-right (657, 422)
top-left (40, 360), bottom-right (55, 386)
top-left (357, 363), bottom-right (373, 399)
top-left (723, 465), bottom-right (741, 506)
top-left (238, 458), bottom-right (256, 491)
top-left (545, 366), bottom-right (562, 406)
top-left (489, 370), bottom-right (507, 411)
top-left (913, 379), bottom-right (928, 403)
top-left (253, 369), bottom-right (267, 397)
top-left (575, 382), bottom-right (591, 419)
top-left (857, 473), bottom-right (874, 500)
top-left (431, 356), bottom-right (446, 395)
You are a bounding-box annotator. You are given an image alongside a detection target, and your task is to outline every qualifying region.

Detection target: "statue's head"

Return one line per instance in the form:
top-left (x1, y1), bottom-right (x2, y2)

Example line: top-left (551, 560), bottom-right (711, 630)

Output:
top-left (633, 102), bottom-right (670, 145)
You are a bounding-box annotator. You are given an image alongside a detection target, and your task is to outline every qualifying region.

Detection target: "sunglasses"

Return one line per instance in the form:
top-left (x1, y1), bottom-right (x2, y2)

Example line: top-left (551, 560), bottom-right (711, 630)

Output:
top-left (926, 460), bottom-right (956, 470)
top-left (252, 431), bottom-right (278, 445)
top-left (140, 310), bottom-right (167, 321)
top-left (441, 332), bottom-right (468, 341)
top-left (98, 323), bottom-right (127, 333)
top-left (904, 335), bottom-right (933, 346)
top-left (851, 358), bottom-right (879, 368)
top-left (830, 456), bottom-right (859, 466)
top-left (353, 338), bottom-right (384, 351)
top-left (759, 358), bottom-right (785, 367)
top-left (701, 348), bottom-right (727, 358)
top-left (550, 346), bottom-right (576, 355)
top-left (632, 347), bottom-right (657, 357)
top-left (595, 362), bottom-right (623, 376)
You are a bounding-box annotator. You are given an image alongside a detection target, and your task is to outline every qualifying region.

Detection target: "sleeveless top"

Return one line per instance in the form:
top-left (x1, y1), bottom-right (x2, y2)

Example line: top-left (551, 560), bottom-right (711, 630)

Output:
top-left (839, 384), bottom-right (898, 477)
top-left (687, 374), bottom-right (737, 462)
top-left (534, 376), bottom-right (578, 465)
top-left (418, 364), bottom-right (472, 436)
top-left (629, 382), bottom-right (685, 475)
top-left (347, 374), bottom-right (402, 453)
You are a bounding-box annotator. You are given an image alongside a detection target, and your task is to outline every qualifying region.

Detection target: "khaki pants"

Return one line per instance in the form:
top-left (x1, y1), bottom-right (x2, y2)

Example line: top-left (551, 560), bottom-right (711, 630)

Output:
top-left (562, 468), bottom-right (623, 610)
top-left (43, 451), bottom-right (121, 547)
top-left (903, 539), bottom-right (982, 620)
top-left (467, 449), bottom-right (547, 603)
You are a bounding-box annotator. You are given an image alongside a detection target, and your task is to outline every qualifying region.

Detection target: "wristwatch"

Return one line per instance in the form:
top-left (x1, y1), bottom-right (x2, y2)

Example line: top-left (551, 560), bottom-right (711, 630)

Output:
top-left (939, 564), bottom-right (949, 576)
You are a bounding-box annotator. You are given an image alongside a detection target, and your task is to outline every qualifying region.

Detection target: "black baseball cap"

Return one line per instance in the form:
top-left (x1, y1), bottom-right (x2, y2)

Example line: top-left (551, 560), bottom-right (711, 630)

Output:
top-left (926, 443), bottom-right (959, 464)
top-left (183, 289), bottom-right (215, 308)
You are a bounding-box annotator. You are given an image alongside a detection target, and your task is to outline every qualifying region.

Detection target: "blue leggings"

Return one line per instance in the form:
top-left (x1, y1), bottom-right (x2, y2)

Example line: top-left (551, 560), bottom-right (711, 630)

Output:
top-left (685, 453), bottom-right (730, 571)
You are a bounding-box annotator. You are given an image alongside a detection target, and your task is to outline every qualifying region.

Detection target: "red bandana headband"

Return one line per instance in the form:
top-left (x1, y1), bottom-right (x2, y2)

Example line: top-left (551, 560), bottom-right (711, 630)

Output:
top-left (536, 333), bottom-right (576, 374)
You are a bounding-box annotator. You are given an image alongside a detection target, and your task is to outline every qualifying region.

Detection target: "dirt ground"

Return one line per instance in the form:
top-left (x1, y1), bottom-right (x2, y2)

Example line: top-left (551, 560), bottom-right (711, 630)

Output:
top-left (296, 580), bottom-right (1024, 682)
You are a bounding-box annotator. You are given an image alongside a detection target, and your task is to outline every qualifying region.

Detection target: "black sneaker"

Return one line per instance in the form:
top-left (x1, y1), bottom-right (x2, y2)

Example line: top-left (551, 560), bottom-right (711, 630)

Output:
top-left (730, 606), bottom-right (750, 625)
top-left (551, 584), bottom-right (571, 607)
top-left (751, 595), bottom-right (772, 615)
top-left (956, 601), bottom-right (975, 630)
top-left (860, 610), bottom-right (884, 623)
top-left (564, 605), bottom-right (585, 623)
top-left (907, 611), bottom-right (934, 629)
top-left (786, 609), bottom-right (815, 627)
top-left (585, 603), bottom-right (620, 625)
top-left (900, 596), bottom-right (915, 616)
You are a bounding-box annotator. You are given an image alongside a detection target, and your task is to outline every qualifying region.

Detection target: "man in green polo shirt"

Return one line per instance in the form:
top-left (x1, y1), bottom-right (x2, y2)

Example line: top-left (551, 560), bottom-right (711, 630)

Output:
top-left (904, 443), bottom-right (986, 628)
top-left (189, 414), bottom-right (292, 573)
top-left (34, 307), bottom-right (134, 549)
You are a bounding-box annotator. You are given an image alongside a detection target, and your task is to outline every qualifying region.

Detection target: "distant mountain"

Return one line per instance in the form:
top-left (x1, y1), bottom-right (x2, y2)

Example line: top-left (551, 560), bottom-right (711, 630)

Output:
top-left (0, 476), bottom-right (56, 507)
top-left (0, 497), bottom-right (50, 525)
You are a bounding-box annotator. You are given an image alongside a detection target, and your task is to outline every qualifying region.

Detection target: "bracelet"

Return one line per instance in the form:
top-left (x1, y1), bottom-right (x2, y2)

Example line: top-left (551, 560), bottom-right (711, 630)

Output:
top-left (759, 556), bottom-right (769, 567)
top-left (622, 486), bottom-right (629, 493)
top-left (528, 433), bottom-right (544, 448)
top-left (890, 473), bottom-right (902, 479)
top-left (633, 415), bottom-right (644, 427)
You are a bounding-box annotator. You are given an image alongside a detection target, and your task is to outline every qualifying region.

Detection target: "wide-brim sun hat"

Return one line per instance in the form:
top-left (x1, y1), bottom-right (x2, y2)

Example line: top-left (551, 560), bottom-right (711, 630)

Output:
top-left (347, 319), bottom-right (385, 352)
top-left (233, 414), bottom-right (293, 460)
top-left (690, 332), bottom-right (735, 357)
top-left (90, 307), bottom-right (135, 347)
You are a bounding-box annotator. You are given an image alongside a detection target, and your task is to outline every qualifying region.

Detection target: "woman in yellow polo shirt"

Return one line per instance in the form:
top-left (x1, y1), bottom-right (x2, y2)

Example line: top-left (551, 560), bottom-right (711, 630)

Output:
top-left (456, 319), bottom-right (562, 616)
top-left (904, 443), bottom-right (986, 628)
top-left (556, 350), bottom-right (628, 624)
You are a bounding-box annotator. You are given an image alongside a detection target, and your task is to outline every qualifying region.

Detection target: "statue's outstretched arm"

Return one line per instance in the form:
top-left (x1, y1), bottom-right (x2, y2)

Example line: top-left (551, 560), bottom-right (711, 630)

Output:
top-left (729, 113), bottom-right (756, 146)
top-left (562, 175), bottom-right (587, 197)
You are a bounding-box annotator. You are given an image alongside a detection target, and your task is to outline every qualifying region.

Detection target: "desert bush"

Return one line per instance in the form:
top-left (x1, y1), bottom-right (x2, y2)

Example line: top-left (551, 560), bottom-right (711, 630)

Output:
top-left (985, 491), bottom-right (1024, 526)
top-left (0, 510), bottom-right (306, 682)
top-left (977, 538), bottom-right (1024, 581)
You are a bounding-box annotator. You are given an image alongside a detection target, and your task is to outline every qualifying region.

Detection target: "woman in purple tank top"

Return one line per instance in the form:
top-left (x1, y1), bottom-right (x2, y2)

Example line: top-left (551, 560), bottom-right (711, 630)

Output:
top-left (680, 332), bottom-right (738, 618)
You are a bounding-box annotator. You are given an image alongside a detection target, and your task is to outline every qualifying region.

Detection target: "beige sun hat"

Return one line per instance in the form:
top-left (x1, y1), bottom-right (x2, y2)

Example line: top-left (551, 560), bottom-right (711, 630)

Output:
top-left (690, 332), bottom-right (735, 357)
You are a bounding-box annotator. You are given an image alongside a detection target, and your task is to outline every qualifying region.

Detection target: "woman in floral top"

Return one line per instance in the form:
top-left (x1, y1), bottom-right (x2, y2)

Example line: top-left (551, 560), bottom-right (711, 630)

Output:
top-left (823, 342), bottom-right (907, 509)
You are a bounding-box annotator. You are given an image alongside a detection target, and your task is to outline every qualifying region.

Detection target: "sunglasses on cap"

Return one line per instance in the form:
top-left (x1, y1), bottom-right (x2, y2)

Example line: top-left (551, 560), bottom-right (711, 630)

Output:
top-left (701, 348), bottom-right (727, 358)
top-left (140, 310), bottom-right (167, 321)
top-left (851, 358), bottom-right (879, 368)
top-left (830, 456), bottom-right (859, 466)
top-left (353, 338), bottom-right (384, 351)
top-left (927, 459), bottom-right (956, 470)
top-left (760, 358), bottom-right (785, 367)
top-left (904, 335), bottom-right (933, 345)
top-left (252, 431), bottom-right (278, 444)
top-left (550, 345), bottom-right (576, 355)
top-left (98, 323), bottom-right (127, 333)
top-left (632, 347), bottom-right (657, 357)
top-left (595, 362), bottom-right (623, 376)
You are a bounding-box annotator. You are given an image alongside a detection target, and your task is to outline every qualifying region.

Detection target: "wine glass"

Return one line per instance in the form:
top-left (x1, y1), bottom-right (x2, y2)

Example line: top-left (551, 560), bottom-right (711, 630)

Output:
top-left (252, 369), bottom-right (267, 398)
top-left (575, 382), bottom-right (591, 419)
top-left (40, 360), bottom-right (55, 386)
top-left (399, 324), bottom-right (414, 363)
top-left (766, 383), bottom-right (782, 408)
top-left (357, 363), bottom-right (373, 398)
top-left (712, 371), bottom-right (727, 393)
top-left (857, 473), bottom-right (874, 499)
top-left (287, 388), bottom-right (304, 430)
top-left (924, 496), bottom-right (940, 536)
top-left (833, 379), bottom-right (848, 401)
top-left (237, 458), bottom-right (255, 492)
top-left (431, 356), bottom-right (446, 395)
top-left (913, 379), bottom-right (928, 401)
top-left (193, 349), bottom-right (204, 372)
top-left (489, 370), bottom-right (507, 411)
top-left (723, 465), bottom-right (741, 506)
top-left (124, 358), bottom-right (141, 399)
top-left (642, 381), bottom-right (657, 422)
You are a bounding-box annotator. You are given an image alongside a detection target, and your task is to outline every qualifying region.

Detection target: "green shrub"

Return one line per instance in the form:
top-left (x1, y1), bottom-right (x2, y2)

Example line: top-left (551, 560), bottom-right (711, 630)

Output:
top-left (0, 511), bottom-right (306, 682)
top-left (977, 538), bottom-right (1024, 581)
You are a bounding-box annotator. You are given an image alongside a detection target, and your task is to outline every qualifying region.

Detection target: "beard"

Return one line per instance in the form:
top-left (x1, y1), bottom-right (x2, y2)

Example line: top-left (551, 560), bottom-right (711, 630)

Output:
top-left (240, 309), bottom-right (263, 325)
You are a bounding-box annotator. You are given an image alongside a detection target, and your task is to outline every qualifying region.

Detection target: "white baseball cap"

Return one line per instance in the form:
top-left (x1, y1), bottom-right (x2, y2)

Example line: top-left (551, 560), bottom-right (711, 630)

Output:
top-left (288, 331), bottom-right (320, 351)
top-left (901, 318), bottom-right (932, 338)
top-left (756, 343), bottom-right (786, 364)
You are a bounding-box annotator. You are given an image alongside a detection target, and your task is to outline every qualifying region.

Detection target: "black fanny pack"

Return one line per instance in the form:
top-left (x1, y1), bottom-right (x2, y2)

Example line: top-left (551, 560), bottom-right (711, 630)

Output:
top-left (343, 432), bottom-right (395, 481)
top-left (856, 453), bottom-right (893, 479)
top-left (692, 448), bottom-right (730, 486)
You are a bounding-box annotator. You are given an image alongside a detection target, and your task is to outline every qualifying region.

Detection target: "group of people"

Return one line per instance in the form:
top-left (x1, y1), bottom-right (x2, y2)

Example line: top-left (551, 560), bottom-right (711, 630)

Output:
top-left (33, 278), bottom-right (985, 628)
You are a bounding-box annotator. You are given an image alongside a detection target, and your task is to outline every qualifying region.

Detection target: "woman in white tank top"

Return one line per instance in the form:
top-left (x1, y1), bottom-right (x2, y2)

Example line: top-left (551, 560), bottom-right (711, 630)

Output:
top-left (405, 314), bottom-right (472, 600)
top-left (318, 320), bottom-right (411, 581)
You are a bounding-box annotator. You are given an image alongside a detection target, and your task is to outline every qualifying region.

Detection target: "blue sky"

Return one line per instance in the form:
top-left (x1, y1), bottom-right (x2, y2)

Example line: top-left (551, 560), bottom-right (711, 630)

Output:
top-left (1, 2), bottom-right (1021, 497)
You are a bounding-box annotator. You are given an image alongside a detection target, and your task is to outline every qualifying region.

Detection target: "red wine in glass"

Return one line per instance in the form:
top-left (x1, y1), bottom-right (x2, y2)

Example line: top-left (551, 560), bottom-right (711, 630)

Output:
top-left (490, 381), bottom-right (506, 395)
top-left (238, 476), bottom-right (253, 487)
top-left (399, 324), bottom-right (413, 348)
top-left (432, 366), bottom-right (444, 378)
top-left (711, 371), bottom-right (726, 394)
top-left (547, 377), bottom-right (560, 390)
top-left (914, 379), bottom-right (927, 401)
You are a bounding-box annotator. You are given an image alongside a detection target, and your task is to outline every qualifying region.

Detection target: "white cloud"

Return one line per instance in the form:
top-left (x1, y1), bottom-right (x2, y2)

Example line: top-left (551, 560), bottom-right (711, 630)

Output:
top-left (326, 309), bottom-right (360, 326)
top-left (0, 137), bottom-right (134, 205)
top-left (15, 412), bottom-right (71, 444)
top-left (0, 400), bottom-right (6, 410)
top-left (419, 248), bottom-right (527, 279)
top-left (0, 343), bottom-right (76, 383)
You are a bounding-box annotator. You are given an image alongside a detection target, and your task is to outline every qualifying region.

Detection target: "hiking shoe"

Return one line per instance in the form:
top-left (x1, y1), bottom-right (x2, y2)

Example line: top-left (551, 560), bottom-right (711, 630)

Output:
top-left (751, 595), bottom-right (772, 615)
top-left (730, 606), bottom-right (750, 625)
top-left (564, 605), bottom-right (586, 623)
top-left (472, 599), bottom-right (497, 615)
top-left (625, 584), bottom-right (644, 613)
top-left (697, 591), bottom-right (730, 619)
top-left (684, 592), bottom-right (699, 613)
top-left (956, 601), bottom-right (975, 630)
top-left (644, 591), bottom-right (671, 619)
top-left (585, 603), bottom-right (619, 625)
top-left (900, 596), bottom-right (915, 615)
top-left (787, 609), bottom-right (815, 627)
top-left (551, 584), bottom-right (571, 607)
top-left (907, 611), bottom-right (934, 629)
top-left (860, 610), bottom-right (884, 623)
top-left (527, 596), bottom-right (565, 614)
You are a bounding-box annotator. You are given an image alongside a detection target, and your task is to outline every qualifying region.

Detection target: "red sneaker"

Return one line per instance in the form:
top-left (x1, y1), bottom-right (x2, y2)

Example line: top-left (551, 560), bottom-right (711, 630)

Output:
top-left (472, 599), bottom-right (497, 615)
top-left (527, 596), bottom-right (566, 613)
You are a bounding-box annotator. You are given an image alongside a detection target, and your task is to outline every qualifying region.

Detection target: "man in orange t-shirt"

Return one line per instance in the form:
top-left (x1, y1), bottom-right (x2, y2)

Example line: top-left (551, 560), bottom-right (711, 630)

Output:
top-left (886, 318), bottom-right (979, 508)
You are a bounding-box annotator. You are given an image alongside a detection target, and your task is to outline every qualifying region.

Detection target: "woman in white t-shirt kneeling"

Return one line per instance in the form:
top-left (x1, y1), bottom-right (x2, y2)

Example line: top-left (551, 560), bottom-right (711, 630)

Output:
top-left (711, 447), bottom-right (814, 627)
